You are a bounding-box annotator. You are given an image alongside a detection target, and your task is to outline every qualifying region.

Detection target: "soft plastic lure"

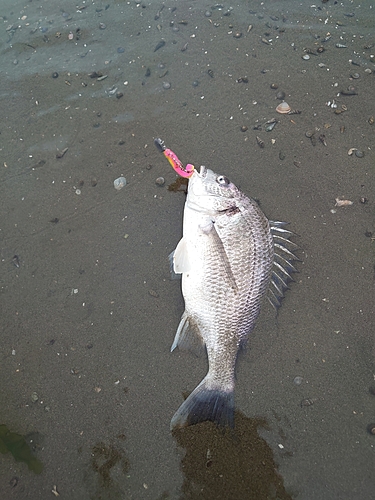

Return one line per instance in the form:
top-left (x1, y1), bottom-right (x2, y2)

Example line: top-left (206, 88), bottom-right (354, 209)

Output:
top-left (154, 138), bottom-right (195, 178)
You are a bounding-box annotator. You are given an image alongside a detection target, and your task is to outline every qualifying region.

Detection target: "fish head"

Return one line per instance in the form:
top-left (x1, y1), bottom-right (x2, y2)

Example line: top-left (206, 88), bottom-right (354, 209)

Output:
top-left (187, 166), bottom-right (240, 214)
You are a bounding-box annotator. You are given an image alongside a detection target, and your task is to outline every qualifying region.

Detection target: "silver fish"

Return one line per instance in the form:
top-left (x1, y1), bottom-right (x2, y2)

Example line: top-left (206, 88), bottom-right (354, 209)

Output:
top-left (170, 166), bottom-right (299, 429)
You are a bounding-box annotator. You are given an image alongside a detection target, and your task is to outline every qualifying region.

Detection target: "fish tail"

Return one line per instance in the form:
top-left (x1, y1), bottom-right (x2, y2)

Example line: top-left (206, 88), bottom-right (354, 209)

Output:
top-left (170, 377), bottom-right (234, 430)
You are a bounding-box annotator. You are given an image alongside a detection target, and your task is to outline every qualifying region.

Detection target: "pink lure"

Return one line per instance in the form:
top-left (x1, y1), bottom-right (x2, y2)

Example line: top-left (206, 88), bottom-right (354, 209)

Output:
top-left (164, 148), bottom-right (194, 178)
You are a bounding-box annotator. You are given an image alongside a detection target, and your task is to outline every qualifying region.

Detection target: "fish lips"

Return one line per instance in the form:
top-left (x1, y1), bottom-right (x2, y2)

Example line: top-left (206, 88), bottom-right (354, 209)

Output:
top-left (187, 166), bottom-right (237, 215)
top-left (188, 166), bottom-right (213, 200)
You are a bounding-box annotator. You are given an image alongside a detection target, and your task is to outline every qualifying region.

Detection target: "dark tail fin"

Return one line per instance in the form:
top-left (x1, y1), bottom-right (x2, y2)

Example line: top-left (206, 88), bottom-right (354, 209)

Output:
top-left (170, 377), bottom-right (234, 430)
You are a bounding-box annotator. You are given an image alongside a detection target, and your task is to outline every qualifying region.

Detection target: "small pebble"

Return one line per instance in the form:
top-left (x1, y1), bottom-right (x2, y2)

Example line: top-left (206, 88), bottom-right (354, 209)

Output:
top-left (99, 23), bottom-right (106, 30)
top-left (10, 477), bottom-right (18, 488)
top-left (192, 80), bottom-right (199, 87)
top-left (204, 10), bottom-right (212, 17)
top-left (117, 47), bottom-right (125, 53)
top-left (355, 150), bottom-right (364, 158)
top-left (52, 72), bottom-right (59, 79)
top-left (293, 376), bottom-right (303, 385)
top-left (270, 83), bottom-right (278, 89)
top-left (302, 54), bottom-right (310, 60)
top-left (31, 392), bottom-right (39, 403)
top-left (240, 125), bottom-right (248, 132)
top-left (114, 176), bottom-right (127, 190)
top-left (276, 91), bottom-right (286, 100)
top-left (162, 81), bottom-right (171, 89)
top-left (367, 423), bottom-right (375, 435)
top-left (155, 177), bottom-right (165, 186)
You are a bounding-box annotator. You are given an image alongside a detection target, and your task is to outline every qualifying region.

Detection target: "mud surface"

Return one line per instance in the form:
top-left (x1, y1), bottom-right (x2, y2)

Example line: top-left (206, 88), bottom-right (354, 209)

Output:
top-left (0, 1), bottom-right (374, 499)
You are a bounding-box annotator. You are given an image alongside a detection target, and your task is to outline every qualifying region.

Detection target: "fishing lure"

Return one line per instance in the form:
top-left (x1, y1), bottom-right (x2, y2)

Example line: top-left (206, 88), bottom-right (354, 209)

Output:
top-left (154, 138), bottom-right (195, 178)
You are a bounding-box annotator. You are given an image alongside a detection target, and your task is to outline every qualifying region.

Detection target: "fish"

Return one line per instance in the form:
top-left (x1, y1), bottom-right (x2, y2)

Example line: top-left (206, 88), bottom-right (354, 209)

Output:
top-left (169, 166), bottom-right (299, 429)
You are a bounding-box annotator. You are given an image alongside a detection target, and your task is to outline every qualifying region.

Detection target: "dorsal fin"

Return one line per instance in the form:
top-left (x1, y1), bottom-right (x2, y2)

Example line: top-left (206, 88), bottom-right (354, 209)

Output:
top-left (268, 221), bottom-right (300, 309)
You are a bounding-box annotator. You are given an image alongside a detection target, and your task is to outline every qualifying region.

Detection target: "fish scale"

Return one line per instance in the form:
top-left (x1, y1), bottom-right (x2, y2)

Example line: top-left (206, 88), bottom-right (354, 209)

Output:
top-left (169, 166), bottom-right (296, 430)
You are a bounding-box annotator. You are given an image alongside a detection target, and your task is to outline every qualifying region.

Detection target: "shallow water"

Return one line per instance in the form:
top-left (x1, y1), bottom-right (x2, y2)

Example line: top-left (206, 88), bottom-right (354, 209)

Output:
top-left (0, 1), bottom-right (374, 498)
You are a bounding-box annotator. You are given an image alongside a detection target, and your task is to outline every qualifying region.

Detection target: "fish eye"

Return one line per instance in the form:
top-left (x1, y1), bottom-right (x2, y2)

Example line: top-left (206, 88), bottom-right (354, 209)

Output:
top-left (216, 175), bottom-right (230, 186)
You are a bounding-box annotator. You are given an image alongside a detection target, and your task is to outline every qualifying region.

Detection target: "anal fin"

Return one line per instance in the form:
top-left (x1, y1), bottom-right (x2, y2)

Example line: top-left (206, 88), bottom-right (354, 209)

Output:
top-left (171, 312), bottom-right (205, 356)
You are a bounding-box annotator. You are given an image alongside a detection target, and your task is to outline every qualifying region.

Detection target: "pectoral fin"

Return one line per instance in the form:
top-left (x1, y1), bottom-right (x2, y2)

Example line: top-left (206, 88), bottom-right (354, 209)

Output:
top-left (172, 237), bottom-right (191, 274)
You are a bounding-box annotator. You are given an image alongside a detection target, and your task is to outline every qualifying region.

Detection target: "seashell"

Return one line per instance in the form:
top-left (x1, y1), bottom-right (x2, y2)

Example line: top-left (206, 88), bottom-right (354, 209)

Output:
top-left (256, 136), bottom-right (264, 148)
top-left (114, 176), bottom-right (127, 190)
top-left (276, 101), bottom-right (291, 114)
top-left (300, 398), bottom-right (317, 407)
top-left (335, 198), bottom-right (353, 207)
top-left (335, 43), bottom-right (347, 48)
top-left (319, 134), bottom-right (327, 146)
top-left (265, 121), bottom-right (277, 132)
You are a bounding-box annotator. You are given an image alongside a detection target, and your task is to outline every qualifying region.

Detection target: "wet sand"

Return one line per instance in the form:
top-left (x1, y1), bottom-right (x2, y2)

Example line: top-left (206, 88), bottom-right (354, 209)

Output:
top-left (0, 1), bottom-right (374, 498)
